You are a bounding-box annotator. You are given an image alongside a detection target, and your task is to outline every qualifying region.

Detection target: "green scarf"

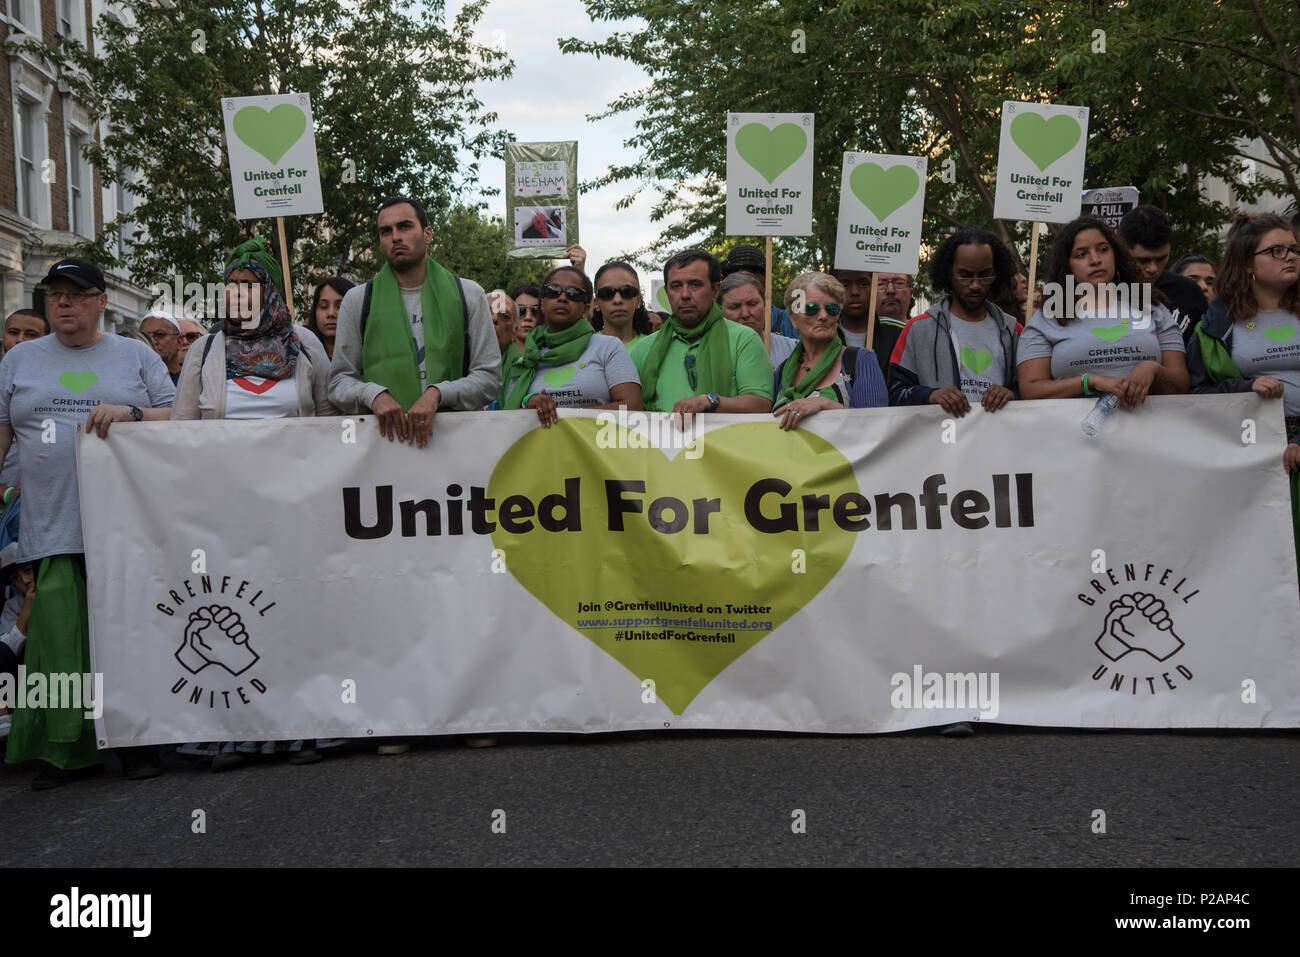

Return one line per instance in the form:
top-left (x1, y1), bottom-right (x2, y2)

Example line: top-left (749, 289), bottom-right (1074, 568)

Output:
top-left (775, 338), bottom-right (844, 408)
top-left (639, 303), bottom-right (731, 405)
top-left (362, 259), bottom-right (463, 410)
top-left (500, 318), bottom-right (595, 409)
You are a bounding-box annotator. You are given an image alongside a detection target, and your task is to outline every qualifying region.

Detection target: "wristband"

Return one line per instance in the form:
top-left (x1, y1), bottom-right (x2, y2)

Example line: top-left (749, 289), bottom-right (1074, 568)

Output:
top-left (523, 392), bottom-right (539, 407)
top-left (1081, 373), bottom-right (1093, 396)
top-left (3, 487), bottom-right (12, 506)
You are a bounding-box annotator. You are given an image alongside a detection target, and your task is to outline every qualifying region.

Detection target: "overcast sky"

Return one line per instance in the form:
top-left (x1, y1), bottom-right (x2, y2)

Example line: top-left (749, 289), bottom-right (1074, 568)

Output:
top-left (455, 0), bottom-right (677, 271)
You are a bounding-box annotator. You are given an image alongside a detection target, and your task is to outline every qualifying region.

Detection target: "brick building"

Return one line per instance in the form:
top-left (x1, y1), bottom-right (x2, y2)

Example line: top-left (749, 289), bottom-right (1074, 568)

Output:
top-left (0, 0), bottom-right (150, 332)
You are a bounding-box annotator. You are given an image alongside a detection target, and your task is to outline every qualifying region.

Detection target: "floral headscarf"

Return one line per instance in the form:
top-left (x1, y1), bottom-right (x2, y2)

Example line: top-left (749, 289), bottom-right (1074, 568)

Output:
top-left (222, 236), bottom-right (298, 380)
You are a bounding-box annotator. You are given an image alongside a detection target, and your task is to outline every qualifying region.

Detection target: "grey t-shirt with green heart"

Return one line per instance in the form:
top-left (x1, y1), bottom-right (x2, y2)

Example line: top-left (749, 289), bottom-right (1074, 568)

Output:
top-left (0, 333), bottom-right (175, 561)
top-left (949, 315), bottom-right (1007, 401)
top-left (1230, 309), bottom-right (1300, 416)
top-left (512, 334), bottom-right (640, 407)
top-left (1019, 304), bottom-right (1184, 380)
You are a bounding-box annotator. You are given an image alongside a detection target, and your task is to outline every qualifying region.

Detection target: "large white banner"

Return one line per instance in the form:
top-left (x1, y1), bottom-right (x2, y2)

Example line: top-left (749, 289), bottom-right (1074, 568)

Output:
top-left (78, 397), bottom-right (1300, 746)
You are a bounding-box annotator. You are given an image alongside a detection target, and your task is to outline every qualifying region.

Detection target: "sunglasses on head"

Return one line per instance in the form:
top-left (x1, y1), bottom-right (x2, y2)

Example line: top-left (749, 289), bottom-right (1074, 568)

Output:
top-left (596, 284), bottom-right (640, 301)
top-left (541, 283), bottom-right (591, 303)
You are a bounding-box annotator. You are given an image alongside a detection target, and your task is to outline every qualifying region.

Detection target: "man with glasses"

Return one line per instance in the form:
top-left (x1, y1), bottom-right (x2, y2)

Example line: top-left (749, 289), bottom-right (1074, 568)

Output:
top-left (1118, 205), bottom-right (1207, 342)
top-left (139, 310), bottom-right (184, 385)
top-left (888, 228), bottom-right (1021, 415)
top-left (0, 258), bottom-right (173, 787)
top-left (631, 249), bottom-right (772, 414)
top-left (329, 195), bottom-right (500, 447)
top-left (831, 269), bottom-right (908, 379)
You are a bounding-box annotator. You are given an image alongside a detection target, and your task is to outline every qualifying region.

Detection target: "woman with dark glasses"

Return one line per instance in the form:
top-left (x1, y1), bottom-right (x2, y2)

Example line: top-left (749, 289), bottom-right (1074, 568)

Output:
top-left (509, 283), bottom-right (543, 354)
top-left (499, 265), bottom-right (642, 426)
top-left (771, 272), bottom-right (888, 430)
top-left (591, 261), bottom-right (653, 350)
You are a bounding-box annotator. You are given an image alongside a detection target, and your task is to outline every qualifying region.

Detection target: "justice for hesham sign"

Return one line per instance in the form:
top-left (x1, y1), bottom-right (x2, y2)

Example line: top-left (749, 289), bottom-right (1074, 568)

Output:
top-left (77, 397), bottom-right (1300, 747)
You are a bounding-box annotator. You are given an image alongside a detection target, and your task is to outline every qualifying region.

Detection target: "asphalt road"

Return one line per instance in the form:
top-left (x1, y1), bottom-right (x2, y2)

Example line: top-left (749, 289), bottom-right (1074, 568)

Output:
top-left (2, 727), bottom-right (1296, 867)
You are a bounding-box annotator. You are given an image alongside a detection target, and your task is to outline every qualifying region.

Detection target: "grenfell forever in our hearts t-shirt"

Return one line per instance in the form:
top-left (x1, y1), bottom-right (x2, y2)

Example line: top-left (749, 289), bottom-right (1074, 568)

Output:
top-left (1019, 303), bottom-right (1184, 380)
top-left (0, 333), bottom-right (175, 561)
top-left (511, 335), bottom-right (640, 407)
top-left (948, 315), bottom-right (1008, 401)
top-left (1230, 309), bottom-right (1300, 416)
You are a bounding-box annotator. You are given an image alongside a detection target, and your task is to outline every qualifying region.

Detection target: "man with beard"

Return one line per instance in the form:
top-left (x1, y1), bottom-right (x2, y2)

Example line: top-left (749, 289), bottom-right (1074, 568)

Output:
top-left (831, 270), bottom-right (907, 380)
top-left (888, 228), bottom-right (1021, 415)
top-left (329, 195), bottom-right (500, 447)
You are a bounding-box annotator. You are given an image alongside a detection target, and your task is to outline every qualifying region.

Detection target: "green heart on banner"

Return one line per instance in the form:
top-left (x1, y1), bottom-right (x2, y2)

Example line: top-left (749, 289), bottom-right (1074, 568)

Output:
top-left (59, 371), bottom-right (98, 393)
top-left (543, 365), bottom-right (579, 388)
top-left (849, 162), bottom-right (919, 222)
top-left (1265, 325), bottom-right (1297, 343)
top-left (1009, 112), bottom-right (1081, 172)
top-left (1091, 325), bottom-right (1128, 344)
top-left (655, 286), bottom-right (671, 311)
top-left (233, 104), bottom-right (308, 165)
top-left (488, 420), bottom-right (859, 714)
top-left (960, 348), bottom-right (993, 375)
top-left (735, 122), bottom-right (807, 185)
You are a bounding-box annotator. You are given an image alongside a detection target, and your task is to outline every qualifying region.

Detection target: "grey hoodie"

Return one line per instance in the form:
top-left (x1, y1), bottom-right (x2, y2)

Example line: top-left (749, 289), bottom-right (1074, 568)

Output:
top-left (887, 295), bottom-right (1020, 406)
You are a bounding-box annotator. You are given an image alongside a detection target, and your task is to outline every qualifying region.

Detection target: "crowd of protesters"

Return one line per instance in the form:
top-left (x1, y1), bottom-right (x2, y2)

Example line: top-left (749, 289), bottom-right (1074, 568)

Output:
top-left (1, 193), bottom-right (1297, 787)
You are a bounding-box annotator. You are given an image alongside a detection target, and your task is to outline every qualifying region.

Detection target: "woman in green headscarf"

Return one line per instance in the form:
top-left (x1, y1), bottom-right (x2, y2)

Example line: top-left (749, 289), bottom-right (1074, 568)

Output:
top-left (771, 272), bottom-right (889, 430)
top-left (499, 265), bottom-right (642, 427)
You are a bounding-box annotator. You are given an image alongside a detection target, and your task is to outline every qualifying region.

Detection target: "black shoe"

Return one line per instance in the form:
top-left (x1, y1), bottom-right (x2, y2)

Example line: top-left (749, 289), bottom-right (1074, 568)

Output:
top-left (289, 743), bottom-right (322, 765)
top-left (939, 721), bottom-right (975, 737)
top-left (119, 747), bottom-right (164, 781)
top-left (211, 751), bottom-right (248, 773)
top-left (32, 763), bottom-right (103, 791)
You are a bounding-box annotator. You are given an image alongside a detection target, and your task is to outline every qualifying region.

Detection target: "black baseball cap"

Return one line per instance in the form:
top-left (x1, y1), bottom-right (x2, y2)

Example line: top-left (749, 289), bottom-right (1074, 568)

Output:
top-left (722, 244), bottom-right (766, 276)
top-left (42, 258), bottom-right (105, 292)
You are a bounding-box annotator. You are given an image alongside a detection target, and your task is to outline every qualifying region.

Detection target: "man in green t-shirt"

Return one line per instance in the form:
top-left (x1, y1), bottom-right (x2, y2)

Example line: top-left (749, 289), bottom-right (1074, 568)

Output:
top-left (630, 249), bottom-right (773, 414)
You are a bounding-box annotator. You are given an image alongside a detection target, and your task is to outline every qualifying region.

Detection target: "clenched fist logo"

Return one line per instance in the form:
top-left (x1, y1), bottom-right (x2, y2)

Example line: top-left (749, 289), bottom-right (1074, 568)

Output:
top-left (175, 604), bottom-right (260, 676)
top-left (1095, 592), bottom-right (1185, 662)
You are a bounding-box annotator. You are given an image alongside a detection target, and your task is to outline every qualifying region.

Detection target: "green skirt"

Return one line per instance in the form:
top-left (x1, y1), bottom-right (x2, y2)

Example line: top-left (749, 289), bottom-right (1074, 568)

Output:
top-left (4, 555), bottom-right (102, 770)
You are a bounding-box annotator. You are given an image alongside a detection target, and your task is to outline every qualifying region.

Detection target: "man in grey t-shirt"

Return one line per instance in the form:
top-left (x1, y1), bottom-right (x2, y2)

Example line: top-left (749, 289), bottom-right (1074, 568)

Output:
top-left (328, 194), bottom-right (500, 447)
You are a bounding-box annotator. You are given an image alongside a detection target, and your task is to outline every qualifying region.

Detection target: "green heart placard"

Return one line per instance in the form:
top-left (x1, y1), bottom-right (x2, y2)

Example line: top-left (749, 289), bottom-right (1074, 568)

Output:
top-left (735, 122), bottom-right (807, 184)
top-left (59, 371), bottom-right (98, 394)
top-left (1009, 112), bottom-right (1081, 172)
top-left (488, 420), bottom-right (860, 713)
top-left (1091, 325), bottom-right (1128, 344)
top-left (655, 286), bottom-right (671, 312)
top-left (233, 104), bottom-right (307, 165)
top-left (960, 348), bottom-right (993, 375)
top-left (850, 162), bottom-right (919, 222)
top-left (1265, 326), bottom-right (1297, 343)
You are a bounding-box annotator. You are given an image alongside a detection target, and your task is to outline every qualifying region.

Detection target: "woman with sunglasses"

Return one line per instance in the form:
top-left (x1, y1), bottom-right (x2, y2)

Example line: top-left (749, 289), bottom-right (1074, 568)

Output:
top-left (499, 266), bottom-right (642, 426)
top-left (1188, 214), bottom-right (1300, 562)
top-left (509, 283), bottom-right (542, 353)
top-left (1018, 216), bottom-right (1187, 405)
top-left (889, 227), bottom-right (1021, 413)
top-left (771, 272), bottom-right (888, 430)
top-left (591, 261), bottom-right (653, 350)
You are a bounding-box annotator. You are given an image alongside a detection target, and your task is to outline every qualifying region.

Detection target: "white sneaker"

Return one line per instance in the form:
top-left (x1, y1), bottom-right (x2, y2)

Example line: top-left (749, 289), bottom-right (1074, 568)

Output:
top-left (376, 742), bottom-right (410, 755)
top-left (464, 736), bottom-right (497, 749)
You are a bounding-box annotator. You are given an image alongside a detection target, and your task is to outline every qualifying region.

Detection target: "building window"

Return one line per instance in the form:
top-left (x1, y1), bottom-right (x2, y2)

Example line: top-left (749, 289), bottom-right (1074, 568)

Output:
top-left (17, 100), bottom-right (36, 221)
top-left (8, 0), bottom-right (38, 35)
top-left (68, 130), bottom-right (91, 237)
top-left (115, 171), bottom-right (136, 259)
top-left (57, 0), bottom-right (73, 36)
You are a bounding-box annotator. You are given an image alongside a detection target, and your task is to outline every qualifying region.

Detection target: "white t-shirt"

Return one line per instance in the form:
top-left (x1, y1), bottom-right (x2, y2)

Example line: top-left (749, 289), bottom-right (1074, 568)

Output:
top-left (948, 315), bottom-right (1009, 401)
top-left (400, 285), bottom-right (426, 386)
top-left (1019, 304), bottom-right (1184, 380)
top-left (225, 376), bottom-right (299, 419)
top-left (1230, 309), bottom-right (1300, 416)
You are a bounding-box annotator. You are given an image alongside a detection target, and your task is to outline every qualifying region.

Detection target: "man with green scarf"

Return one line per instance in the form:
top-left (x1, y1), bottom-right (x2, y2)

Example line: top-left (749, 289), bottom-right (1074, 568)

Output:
top-left (630, 250), bottom-right (772, 414)
top-left (329, 196), bottom-right (501, 446)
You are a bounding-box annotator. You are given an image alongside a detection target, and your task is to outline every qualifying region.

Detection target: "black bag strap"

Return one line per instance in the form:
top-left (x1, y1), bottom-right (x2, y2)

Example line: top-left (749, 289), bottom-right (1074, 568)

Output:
top-left (200, 332), bottom-right (217, 370)
top-left (359, 277), bottom-right (470, 378)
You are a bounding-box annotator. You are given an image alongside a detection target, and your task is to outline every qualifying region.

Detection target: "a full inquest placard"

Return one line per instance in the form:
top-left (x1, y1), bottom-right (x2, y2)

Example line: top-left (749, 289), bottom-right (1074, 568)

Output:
top-left (834, 152), bottom-right (928, 273)
top-left (992, 101), bottom-right (1090, 224)
top-left (726, 113), bottom-right (814, 236)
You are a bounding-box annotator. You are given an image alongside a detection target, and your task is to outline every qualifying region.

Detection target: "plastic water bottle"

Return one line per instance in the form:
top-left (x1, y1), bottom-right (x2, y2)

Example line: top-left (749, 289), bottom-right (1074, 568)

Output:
top-left (1081, 393), bottom-right (1119, 437)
